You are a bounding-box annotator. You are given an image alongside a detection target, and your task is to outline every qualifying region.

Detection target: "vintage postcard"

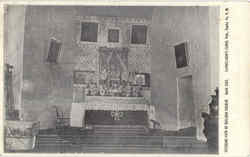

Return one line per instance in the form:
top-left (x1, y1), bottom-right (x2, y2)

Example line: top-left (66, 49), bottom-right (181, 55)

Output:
top-left (1, 1), bottom-right (250, 156)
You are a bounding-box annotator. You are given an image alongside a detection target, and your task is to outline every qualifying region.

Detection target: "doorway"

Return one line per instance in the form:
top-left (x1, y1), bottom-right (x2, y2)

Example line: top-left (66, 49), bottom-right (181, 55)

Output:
top-left (177, 75), bottom-right (195, 130)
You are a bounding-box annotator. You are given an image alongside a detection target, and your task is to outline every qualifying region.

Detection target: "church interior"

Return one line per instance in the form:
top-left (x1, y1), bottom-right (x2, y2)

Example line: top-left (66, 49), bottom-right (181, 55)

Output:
top-left (4, 6), bottom-right (219, 153)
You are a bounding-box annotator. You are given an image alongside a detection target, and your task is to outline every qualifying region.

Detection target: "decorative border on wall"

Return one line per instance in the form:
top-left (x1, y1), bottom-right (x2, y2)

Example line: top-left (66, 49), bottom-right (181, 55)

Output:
top-left (75, 16), bottom-right (151, 25)
top-left (128, 47), bottom-right (151, 73)
top-left (74, 45), bottom-right (152, 73)
top-left (76, 16), bottom-right (152, 49)
top-left (73, 70), bottom-right (96, 85)
top-left (74, 52), bottom-right (99, 71)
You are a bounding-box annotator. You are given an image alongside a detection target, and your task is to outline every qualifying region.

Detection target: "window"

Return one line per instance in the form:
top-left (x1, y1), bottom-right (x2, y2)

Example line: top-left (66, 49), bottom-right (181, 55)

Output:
top-left (131, 25), bottom-right (147, 44)
top-left (47, 38), bottom-right (61, 63)
top-left (80, 22), bottom-right (98, 42)
top-left (108, 29), bottom-right (119, 43)
top-left (174, 42), bottom-right (189, 68)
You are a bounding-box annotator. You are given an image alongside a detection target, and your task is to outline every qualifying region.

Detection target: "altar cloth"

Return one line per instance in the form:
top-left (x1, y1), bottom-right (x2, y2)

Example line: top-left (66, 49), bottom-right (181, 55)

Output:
top-left (70, 96), bottom-right (155, 127)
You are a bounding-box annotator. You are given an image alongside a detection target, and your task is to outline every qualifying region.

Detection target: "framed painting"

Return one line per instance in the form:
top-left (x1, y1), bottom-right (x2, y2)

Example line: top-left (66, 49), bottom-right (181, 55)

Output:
top-left (174, 42), bottom-right (189, 68)
top-left (47, 38), bottom-right (62, 63)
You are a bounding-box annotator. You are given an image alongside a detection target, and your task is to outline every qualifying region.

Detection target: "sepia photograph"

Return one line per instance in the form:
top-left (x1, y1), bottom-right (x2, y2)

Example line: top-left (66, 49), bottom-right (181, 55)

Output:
top-left (3, 5), bottom-right (220, 154)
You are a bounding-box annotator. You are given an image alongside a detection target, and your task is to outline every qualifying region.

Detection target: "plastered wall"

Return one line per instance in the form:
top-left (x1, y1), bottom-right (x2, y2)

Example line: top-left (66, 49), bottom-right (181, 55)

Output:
top-left (4, 6), bottom-right (26, 114)
top-left (22, 6), bottom-right (152, 129)
top-left (17, 6), bottom-right (219, 136)
top-left (150, 7), bottom-right (219, 140)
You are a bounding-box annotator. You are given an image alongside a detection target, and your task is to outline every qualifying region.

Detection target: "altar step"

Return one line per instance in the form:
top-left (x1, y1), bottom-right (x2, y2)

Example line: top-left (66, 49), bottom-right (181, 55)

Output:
top-left (78, 137), bottom-right (208, 154)
top-left (35, 133), bottom-right (208, 153)
top-left (92, 125), bottom-right (148, 135)
top-left (37, 134), bottom-right (163, 146)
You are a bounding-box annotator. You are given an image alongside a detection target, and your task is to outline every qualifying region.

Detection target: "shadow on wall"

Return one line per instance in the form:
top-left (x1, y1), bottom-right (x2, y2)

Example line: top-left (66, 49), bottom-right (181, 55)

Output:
top-left (37, 106), bottom-right (57, 130)
top-left (22, 63), bottom-right (74, 130)
top-left (155, 104), bottom-right (178, 131)
top-left (21, 100), bottom-right (56, 129)
top-left (22, 99), bottom-right (72, 130)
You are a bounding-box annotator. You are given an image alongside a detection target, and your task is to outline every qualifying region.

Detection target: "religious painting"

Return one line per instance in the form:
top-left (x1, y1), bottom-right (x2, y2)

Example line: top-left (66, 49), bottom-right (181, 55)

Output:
top-left (131, 25), bottom-right (147, 44)
top-left (108, 29), bottom-right (119, 43)
top-left (73, 70), bottom-right (95, 85)
top-left (99, 47), bottom-right (129, 87)
top-left (80, 22), bottom-right (98, 42)
top-left (174, 42), bottom-right (189, 68)
top-left (47, 38), bottom-right (62, 63)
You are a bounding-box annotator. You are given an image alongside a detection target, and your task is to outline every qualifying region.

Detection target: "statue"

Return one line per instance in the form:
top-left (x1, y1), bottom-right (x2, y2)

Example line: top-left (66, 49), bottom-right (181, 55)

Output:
top-left (201, 87), bottom-right (218, 153)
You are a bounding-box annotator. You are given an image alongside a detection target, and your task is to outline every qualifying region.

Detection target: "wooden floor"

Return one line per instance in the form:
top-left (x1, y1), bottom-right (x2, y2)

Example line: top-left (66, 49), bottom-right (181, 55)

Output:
top-left (7, 126), bottom-right (214, 154)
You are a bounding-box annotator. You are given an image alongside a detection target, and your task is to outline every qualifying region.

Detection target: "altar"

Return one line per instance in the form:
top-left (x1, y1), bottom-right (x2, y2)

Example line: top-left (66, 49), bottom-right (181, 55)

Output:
top-left (70, 96), bottom-right (155, 127)
top-left (70, 46), bottom-right (155, 128)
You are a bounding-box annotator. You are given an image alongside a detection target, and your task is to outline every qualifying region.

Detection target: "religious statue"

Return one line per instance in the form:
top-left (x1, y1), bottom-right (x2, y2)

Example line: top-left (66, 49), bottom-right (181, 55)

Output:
top-left (100, 68), bottom-right (108, 81)
top-left (201, 87), bottom-right (218, 153)
top-left (89, 82), bottom-right (98, 96)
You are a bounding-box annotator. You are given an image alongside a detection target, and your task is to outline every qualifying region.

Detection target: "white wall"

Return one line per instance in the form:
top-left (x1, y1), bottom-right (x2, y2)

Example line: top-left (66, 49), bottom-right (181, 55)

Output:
top-left (4, 6), bottom-right (26, 115)
top-left (21, 6), bottom-right (153, 129)
top-left (209, 7), bottom-right (220, 93)
top-left (151, 6), bottom-right (219, 140)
